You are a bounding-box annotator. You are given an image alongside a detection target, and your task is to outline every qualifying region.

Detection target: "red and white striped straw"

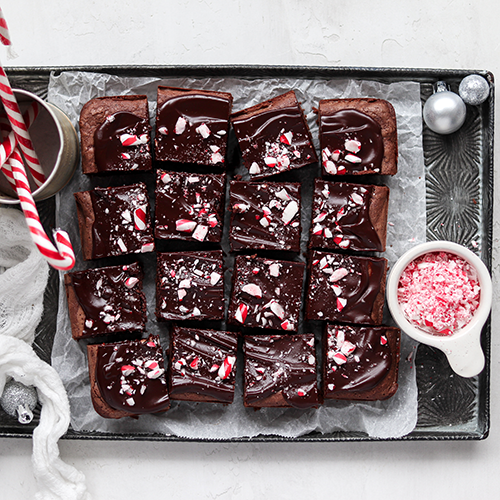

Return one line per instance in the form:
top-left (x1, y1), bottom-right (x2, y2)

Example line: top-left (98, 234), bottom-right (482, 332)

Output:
top-left (0, 8), bottom-right (45, 188)
top-left (0, 69), bottom-right (46, 187)
top-left (6, 146), bottom-right (75, 270)
top-left (0, 102), bottom-right (39, 190)
top-left (0, 8), bottom-right (75, 271)
top-left (0, 8), bottom-right (11, 47)
top-left (0, 115), bottom-right (15, 189)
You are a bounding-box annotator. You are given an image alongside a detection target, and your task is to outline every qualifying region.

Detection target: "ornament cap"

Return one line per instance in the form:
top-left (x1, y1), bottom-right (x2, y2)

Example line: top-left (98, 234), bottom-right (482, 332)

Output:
top-left (17, 404), bottom-right (34, 424)
top-left (435, 81), bottom-right (449, 93)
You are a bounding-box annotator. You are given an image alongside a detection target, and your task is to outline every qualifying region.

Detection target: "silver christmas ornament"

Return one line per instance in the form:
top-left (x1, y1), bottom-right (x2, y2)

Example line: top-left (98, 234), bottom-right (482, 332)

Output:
top-left (423, 81), bottom-right (466, 135)
top-left (459, 74), bottom-right (490, 105)
top-left (0, 379), bottom-right (38, 424)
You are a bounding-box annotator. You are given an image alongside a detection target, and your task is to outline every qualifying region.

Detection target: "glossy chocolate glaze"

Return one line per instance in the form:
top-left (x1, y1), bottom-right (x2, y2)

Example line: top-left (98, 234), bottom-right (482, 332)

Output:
top-left (170, 326), bottom-right (238, 403)
top-left (95, 335), bottom-right (170, 415)
top-left (231, 103), bottom-right (318, 179)
top-left (310, 179), bottom-right (382, 252)
top-left (324, 324), bottom-right (392, 395)
top-left (243, 334), bottom-right (319, 409)
top-left (155, 93), bottom-right (231, 165)
top-left (306, 251), bottom-right (386, 324)
top-left (320, 109), bottom-right (383, 174)
top-left (229, 181), bottom-right (301, 251)
top-left (94, 111), bottom-right (152, 172)
top-left (89, 183), bottom-right (154, 259)
top-left (228, 255), bottom-right (305, 332)
top-left (70, 262), bottom-right (146, 338)
top-left (156, 250), bottom-right (225, 321)
top-left (155, 170), bottom-right (225, 242)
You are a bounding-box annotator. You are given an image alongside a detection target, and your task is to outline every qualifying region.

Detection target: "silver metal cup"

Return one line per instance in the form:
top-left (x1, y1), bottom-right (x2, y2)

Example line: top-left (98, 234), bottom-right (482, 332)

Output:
top-left (0, 88), bottom-right (79, 205)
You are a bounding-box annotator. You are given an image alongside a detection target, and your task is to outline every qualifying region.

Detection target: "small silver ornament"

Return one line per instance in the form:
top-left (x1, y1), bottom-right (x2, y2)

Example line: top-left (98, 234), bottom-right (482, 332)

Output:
top-left (423, 81), bottom-right (466, 135)
top-left (0, 379), bottom-right (38, 424)
top-left (459, 74), bottom-right (490, 105)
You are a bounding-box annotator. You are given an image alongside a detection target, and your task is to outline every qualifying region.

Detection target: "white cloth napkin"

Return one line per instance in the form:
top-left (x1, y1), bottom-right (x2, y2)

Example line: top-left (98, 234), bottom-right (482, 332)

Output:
top-left (0, 207), bottom-right (90, 500)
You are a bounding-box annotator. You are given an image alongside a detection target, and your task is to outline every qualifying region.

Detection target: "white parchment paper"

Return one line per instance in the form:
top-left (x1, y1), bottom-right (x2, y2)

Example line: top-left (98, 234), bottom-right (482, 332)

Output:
top-left (50, 70), bottom-right (425, 439)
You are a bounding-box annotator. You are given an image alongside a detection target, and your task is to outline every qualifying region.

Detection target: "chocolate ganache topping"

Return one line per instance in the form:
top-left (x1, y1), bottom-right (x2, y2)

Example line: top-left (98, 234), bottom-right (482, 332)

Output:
top-left (95, 335), bottom-right (170, 414)
top-left (94, 111), bottom-right (151, 172)
top-left (306, 251), bottom-right (386, 324)
top-left (232, 105), bottom-right (317, 179)
top-left (156, 94), bottom-right (230, 165)
top-left (229, 181), bottom-right (301, 252)
top-left (89, 183), bottom-right (154, 259)
top-left (71, 262), bottom-right (146, 338)
top-left (155, 170), bottom-right (225, 243)
top-left (310, 180), bottom-right (382, 252)
top-left (244, 334), bottom-right (319, 409)
top-left (320, 109), bottom-right (384, 174)
top-left (156, 250), bottom-right (225, 321)
top-left (228, 255), bottom-right (305, 332)
top-left (324, 325), bottom-right (392, 394)
top-left (170, 327), bottom-right (238, 403)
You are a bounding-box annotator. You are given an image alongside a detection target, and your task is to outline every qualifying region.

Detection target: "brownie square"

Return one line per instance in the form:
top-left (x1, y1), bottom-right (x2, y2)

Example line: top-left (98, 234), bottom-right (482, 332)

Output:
top-left (324, 324), bottom-right (400, 401)
top-left (243, 333), bottom-right (319, 408)
top-left (169, 326), bottom-right (238, 404)
top-left (229, 180), bottom-right (301, 252)
top-left (87, 334), bottom-right (170, 419)
top-left (310, 179), bottom-right (389, 252)
top-left (231, 90), bottom-right (318, 180)
top-left (156, 250), bottom-right (224, 321)
top-left (74, 182), bottom-right (154, 260)
top-left (155, 86), bottom-right (233, 166)
top-left (80, 95), bottom-right (152, 174)
top-left (319, 98), bottom-right (398, 176)
top-left (305, 251), bottom-right (387, 325)
top-left (64, 262), bottom-right (147, 340)
top-left (155, 170), bottom-right (225, 242)
top-left (228, 255), bottom-right (305, 332)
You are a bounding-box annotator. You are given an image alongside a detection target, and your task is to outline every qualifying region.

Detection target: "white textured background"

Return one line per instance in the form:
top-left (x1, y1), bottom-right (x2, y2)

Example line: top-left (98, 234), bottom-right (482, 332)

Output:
top-left (1, 1), bottom-right (499, 499)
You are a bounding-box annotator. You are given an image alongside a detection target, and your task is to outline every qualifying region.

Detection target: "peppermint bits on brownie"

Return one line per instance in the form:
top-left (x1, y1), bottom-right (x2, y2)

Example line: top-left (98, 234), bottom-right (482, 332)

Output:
top-left (310, 179), bottom-right (389, 252)
top-left (87, 335), bottom-right (170, 419)
top-left (229, 180), bottom-right (301, 252)
top-left (231, 90), bottom-right (318, 179)
top-left (74, 183), bottom-right (154, 260)
top-left (79, 95), bottom-right (152, 174)
top-left (155, 86), bottom-right (233, 167)
top-left (306, 251), bottom-right (387, 325)
top-left (156, 250), bottom-right (224, 322)
top-left (155, 170), bottom-right (225, 243)
top-left (243, 333), bottom-right (319, 409)
top-left (169, 326), bottom-right (238, 404)
top-left (323, 324), bottom-right (400, 401)
top-left (319, 98), bottom-right (398, 176)
top-left (228, 255), bottom-right (305, 332)
top-left (64, 262), bottom-right (147, 340)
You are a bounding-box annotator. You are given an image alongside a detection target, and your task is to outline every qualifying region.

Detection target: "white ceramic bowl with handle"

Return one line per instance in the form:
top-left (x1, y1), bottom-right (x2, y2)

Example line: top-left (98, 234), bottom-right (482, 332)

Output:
top-left (386, 241), bottom-right (492, 378)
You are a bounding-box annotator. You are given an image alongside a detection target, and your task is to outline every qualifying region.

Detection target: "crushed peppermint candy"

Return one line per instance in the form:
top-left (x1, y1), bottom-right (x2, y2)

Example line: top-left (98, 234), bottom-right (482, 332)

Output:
top-left (398, 251), bottom-right (480, 335)
top-left (192, 224), bottom-right (209, 242)
top-left (218, 356), bottom-right (236, 380)
top-left (229, 181), bottom-right (301, 252)
top-left (120, 133), bottom-right (148, 147)
top-left (175, 116), bottom-right (187, 134)
top-left (249, 162), bottom-right (261, 174)
top-left (242, 283), bottom-right (263, 298)
top-left (195, 123), bottom-right (211, 139)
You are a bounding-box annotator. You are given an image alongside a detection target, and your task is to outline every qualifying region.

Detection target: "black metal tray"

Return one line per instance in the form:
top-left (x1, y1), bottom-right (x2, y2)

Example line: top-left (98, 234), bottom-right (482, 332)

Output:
top-left (0, 65), bottom-right (494, 441)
